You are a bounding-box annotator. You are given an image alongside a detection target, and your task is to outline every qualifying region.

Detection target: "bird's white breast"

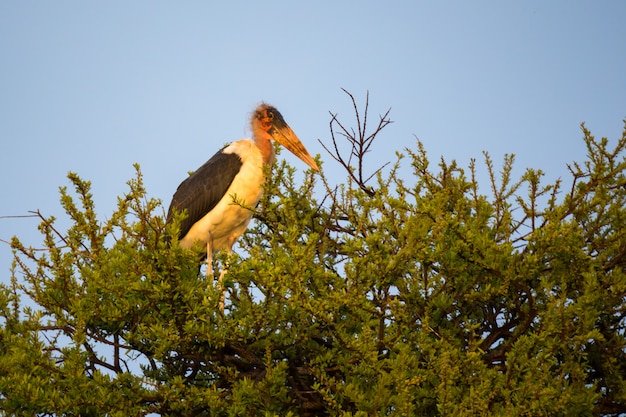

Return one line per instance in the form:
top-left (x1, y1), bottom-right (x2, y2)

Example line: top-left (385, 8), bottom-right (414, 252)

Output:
top-left (179, 139), bottom-right (268, 253)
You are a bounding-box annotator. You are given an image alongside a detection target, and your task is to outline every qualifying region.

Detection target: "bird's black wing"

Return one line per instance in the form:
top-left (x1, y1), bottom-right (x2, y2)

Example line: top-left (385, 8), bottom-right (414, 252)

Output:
top-left (166, 147), bottom-right (243, 240)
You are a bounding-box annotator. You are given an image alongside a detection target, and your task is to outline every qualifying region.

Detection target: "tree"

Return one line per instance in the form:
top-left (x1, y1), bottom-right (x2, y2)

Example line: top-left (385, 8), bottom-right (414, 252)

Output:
top-left (1, 92), bottom-right (625, 416)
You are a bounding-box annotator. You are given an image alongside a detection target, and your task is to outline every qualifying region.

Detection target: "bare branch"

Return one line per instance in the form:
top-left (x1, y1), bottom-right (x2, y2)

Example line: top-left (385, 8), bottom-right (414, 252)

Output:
top-left (0, 214), bottom-right (40, 219)
top-left (318, 89), bottom-right (393, 196)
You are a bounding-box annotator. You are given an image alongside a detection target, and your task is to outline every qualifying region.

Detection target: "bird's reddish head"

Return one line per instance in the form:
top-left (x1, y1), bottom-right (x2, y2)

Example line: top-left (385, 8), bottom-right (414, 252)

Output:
top-left (251, 104), bottom-right (319, 171)
top-left (254, 104), bottom-right (286, 133)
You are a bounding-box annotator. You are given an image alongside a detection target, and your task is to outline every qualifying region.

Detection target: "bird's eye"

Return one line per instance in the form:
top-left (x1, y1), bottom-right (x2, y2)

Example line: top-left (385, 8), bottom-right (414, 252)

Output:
top-left (256, 110), bottom-right (274, 130)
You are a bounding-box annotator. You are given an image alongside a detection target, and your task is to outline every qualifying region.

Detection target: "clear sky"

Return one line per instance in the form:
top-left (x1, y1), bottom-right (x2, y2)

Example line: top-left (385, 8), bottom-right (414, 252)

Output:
top-left (1, 2), bottom-right (625, 280)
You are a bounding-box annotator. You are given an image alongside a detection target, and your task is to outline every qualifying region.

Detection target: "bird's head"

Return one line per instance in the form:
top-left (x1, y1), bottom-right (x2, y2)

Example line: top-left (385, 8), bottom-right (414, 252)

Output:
top-left (253, 104), bottom-right (319, 171)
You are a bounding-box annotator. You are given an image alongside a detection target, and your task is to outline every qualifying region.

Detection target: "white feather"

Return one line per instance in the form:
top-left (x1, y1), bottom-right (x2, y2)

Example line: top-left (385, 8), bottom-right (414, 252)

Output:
top-left (179, 139), bottom-right (271, 253)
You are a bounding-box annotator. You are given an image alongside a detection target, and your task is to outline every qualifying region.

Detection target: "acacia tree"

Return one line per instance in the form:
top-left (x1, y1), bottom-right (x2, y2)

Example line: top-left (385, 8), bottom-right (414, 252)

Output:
top-left (1, 92), bottom-right (625, 416)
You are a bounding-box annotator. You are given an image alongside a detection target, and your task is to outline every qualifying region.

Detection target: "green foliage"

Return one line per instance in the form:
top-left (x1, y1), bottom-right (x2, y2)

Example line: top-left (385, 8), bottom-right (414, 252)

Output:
top-left (2, 101), bottom-right (625, 415)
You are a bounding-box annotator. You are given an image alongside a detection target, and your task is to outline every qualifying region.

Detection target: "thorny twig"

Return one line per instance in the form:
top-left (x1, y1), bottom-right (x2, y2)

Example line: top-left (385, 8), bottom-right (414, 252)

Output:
top-left (318, 89), bottom-right (393, 196)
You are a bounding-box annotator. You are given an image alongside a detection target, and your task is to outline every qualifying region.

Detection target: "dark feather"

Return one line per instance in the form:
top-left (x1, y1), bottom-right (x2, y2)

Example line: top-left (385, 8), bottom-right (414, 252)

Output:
top-left (166, 147), bottom-right (243, 240)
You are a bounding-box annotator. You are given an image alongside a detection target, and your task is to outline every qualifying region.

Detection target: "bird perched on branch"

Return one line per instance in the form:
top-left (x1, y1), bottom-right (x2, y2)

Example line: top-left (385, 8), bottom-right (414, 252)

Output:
top-left (166, 104), bottom-right (319, 306)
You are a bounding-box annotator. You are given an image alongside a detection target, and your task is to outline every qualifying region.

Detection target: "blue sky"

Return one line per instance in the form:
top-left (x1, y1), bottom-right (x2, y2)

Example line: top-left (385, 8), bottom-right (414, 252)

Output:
top-left (1, 2), bottom-right (625, 280)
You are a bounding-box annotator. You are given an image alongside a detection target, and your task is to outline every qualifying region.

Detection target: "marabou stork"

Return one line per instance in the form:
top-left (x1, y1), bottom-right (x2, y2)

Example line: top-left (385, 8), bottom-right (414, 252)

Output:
top-left (166, 104), bottom-right (319, 298)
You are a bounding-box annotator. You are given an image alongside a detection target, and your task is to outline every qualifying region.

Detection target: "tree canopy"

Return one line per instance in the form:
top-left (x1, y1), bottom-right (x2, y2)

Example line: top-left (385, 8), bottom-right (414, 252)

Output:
top-left (2, 94), bottom-right (625, 416)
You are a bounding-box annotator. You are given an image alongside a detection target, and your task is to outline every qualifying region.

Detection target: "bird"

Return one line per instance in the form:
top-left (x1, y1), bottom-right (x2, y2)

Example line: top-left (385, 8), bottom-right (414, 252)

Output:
top-left (166, 104), bottom-right (319, 306)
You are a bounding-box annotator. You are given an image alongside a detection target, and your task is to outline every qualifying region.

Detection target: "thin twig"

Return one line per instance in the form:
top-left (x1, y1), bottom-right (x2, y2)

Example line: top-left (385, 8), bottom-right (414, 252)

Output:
top-left (318, 89), bottom-right (393, 196)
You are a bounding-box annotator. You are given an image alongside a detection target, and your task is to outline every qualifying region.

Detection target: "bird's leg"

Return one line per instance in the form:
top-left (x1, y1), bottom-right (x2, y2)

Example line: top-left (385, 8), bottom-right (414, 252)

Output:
top-left (206, 241), bottom-right (214, 277)
top-left (217, 248), bottom-right (231, 313)
top-left (218, 269), bottom-right (226, 312)
top-left (206, 241), bottom-right (225, 312)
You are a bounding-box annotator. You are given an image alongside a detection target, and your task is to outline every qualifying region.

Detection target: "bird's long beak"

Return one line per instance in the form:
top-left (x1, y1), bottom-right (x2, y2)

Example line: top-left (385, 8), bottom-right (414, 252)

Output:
top-left (273, 125), bottom-right (319, 171)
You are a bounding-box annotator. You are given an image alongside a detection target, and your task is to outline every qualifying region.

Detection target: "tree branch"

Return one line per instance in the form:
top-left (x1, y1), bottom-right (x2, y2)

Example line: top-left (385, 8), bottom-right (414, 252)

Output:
top-left (318, 89), bottom-right (393, 196)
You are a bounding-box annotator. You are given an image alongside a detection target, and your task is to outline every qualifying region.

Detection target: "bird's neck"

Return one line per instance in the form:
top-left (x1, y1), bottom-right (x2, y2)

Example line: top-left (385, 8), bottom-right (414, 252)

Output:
top-left (254, 134), bottom-right (275, 166)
